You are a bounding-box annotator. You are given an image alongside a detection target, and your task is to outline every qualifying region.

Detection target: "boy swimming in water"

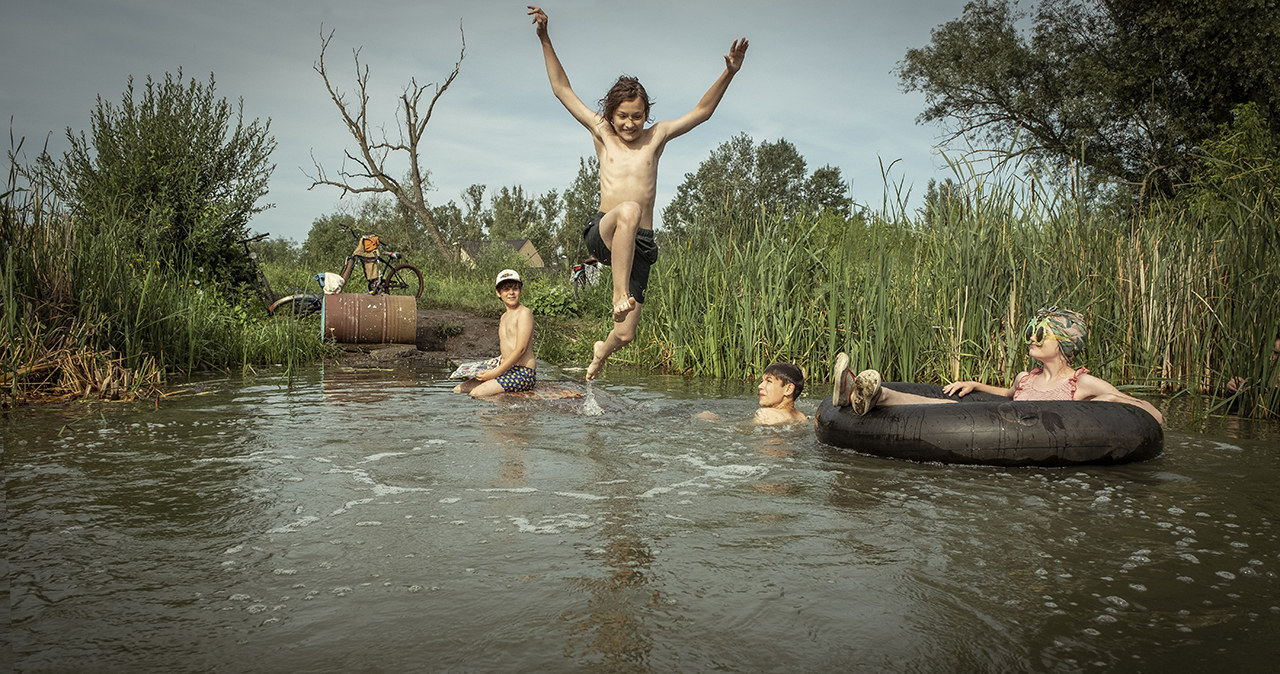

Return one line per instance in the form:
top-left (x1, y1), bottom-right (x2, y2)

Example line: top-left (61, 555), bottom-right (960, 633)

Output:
top-left (696, 363), bottom-right (808, 426)
top-left (452, 269), bottom-right (537, 397)
top-left (752, 362), bottom-right (809, 425)
top-left (528, 5), bottom-right (748, 381)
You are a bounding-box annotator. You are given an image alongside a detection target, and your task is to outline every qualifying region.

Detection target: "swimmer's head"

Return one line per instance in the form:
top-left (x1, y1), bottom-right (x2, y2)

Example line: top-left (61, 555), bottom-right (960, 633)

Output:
top-left (763, 362), bottom-right (805, 401)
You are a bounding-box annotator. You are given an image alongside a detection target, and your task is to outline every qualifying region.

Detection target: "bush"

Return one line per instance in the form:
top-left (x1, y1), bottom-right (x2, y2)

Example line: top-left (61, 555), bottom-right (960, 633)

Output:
top-left (39, 69), bottom-right (275, 291)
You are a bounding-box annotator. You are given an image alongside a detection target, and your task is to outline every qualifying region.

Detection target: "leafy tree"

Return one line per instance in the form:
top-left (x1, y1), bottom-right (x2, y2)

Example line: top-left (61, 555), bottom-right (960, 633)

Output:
top-left (302, 212), bottom-right (358, 270)
top-left (557, 157), bottom-right (599, 264)
top-left (40, 70), bottom-right (275, 284)
top-left (459, 184), bottom-right (491, 242)
top-left (430, 201), bottom-right (465, 244)
top-left (535, 189), bottom-right (562, 266)
top-left (897, 0), bottom-right (1280, 202)
top-left (490, 185), bottom-right (539, 241)
top-left (663, 133), bottom-right (757, 235)
top-left (663, 134), bottom-right (853, 235)
top-left (920, 178), bottom-right (969, 228)
top-left (755, 138), bottom-right (807, 215)
top-left (804, 165), bottom-right (853, 218)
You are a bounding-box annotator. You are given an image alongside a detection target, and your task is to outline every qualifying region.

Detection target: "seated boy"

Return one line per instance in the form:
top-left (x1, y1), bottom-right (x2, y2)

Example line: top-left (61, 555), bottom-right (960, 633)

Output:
top-left (697, 363), bottom-right (808, 426)
top-left (452, 270), bottom-right (537, 397)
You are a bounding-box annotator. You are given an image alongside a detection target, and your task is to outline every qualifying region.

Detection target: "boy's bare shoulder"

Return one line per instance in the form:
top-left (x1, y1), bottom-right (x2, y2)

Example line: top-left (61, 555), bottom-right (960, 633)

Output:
top-left (753, 407), bottom-right (807, 426)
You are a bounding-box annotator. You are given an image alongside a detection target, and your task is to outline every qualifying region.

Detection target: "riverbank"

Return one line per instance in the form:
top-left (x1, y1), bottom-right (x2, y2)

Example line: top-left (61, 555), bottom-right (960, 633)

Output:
top-left (324, 308), bottom-right (501, 372)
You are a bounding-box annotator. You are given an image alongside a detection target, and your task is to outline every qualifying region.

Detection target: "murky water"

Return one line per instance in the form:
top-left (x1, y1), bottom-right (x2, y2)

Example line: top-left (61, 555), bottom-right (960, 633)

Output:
top-left (5, 365), bottom-right (1279, 673)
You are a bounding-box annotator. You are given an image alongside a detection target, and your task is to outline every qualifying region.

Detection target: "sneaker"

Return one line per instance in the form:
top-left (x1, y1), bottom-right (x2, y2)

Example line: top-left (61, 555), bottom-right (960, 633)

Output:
top-left (852, 369), bottom-right (883, 416)
top-left (831, 352), bottom-right (851, 407)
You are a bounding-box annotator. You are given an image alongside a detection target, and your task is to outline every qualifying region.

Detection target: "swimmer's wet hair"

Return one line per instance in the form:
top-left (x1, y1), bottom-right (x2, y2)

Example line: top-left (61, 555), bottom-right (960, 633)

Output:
top-left (599, 76), bottom-right (653, 124)
top-left (764, 362), bottom-right (805, 400)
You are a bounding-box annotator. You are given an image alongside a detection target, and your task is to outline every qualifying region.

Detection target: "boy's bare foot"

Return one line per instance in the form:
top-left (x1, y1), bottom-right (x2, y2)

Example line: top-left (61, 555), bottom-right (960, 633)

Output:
top-left (585, 340), bottom-right (608, 381)
top-left (831, 352), bottom-right (851, 406)
top-left (852, 369), bottom-right (883, 416)
top-left (611, 296), bottom-right (636, 322)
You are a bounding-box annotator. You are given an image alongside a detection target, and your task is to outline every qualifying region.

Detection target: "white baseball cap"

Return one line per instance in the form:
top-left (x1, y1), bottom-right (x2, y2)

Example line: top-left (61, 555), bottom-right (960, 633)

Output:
top-left (495, 269), bottom-right (522, 287)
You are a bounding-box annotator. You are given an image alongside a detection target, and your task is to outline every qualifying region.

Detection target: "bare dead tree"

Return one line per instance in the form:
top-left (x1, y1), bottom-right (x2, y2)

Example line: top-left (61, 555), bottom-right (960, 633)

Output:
top-left (308, 26), bottom-right (464, 259)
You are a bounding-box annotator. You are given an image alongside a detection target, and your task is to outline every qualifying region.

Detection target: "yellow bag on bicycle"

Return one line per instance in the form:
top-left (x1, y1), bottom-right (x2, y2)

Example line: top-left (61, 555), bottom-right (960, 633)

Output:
top-left (362, 235), bottom-right (380, 254)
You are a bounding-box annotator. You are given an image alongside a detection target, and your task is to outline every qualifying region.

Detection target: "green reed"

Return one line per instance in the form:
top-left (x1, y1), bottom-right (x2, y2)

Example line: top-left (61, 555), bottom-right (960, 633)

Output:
top-left (628, 160), bottom-right (1279, 417)
top-left (3, 159), bottom-right (326, 400)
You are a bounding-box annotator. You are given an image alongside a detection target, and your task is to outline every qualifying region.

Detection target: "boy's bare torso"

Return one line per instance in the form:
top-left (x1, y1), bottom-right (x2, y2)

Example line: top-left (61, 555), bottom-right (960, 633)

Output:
top-left (499, 306), bottom-right (537, 370)
top-left (594, 128), bottom-right (665, 229)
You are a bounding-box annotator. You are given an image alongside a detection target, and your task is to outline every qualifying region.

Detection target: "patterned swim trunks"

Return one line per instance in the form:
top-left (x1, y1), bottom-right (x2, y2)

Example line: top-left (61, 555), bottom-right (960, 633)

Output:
top-left (495, 365), bottom-right (536, 393)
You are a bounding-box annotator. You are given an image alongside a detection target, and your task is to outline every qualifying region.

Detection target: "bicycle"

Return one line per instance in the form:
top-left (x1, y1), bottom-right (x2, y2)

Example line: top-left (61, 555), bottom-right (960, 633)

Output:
top-left (569, 257), bottom-right (601, 300)
top-left (335, 229), bottom-right (424, 299)
top-left (237, 233), bottom-right (323, 317)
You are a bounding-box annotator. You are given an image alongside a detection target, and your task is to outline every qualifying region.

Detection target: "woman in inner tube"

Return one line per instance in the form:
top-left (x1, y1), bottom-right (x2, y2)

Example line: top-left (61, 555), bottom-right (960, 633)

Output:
top-left (830, 306), bottom-right (1164, 424)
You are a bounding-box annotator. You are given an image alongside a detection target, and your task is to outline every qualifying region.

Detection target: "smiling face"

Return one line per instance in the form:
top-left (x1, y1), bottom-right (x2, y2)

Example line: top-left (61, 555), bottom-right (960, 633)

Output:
top-left (757, 373), bottom-right (795, 409)
top-left (495, 281), bottom-right (522, 308)
top-left (610, 97), bottom-right (647, 142)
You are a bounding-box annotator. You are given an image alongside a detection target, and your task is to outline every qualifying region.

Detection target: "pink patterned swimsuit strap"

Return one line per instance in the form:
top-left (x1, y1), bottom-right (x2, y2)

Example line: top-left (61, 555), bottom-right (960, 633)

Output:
top-left (1066, 367), bottom-right (1089, 398)
top-left (1013, 367), bottom-right (1090, 401)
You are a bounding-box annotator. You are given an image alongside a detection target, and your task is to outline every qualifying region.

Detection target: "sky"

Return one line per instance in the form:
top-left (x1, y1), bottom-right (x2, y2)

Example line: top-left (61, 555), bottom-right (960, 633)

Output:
top-left (2, 0), bottom-right (973, 244)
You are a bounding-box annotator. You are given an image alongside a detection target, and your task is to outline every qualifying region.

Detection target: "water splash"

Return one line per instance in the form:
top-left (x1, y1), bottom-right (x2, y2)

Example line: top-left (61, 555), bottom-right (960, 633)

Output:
top-left (582, 383), bottom-right (603, 416)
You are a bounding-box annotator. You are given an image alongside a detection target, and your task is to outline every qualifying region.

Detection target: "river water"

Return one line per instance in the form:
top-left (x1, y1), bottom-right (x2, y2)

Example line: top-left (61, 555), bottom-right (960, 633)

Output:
top-left (5, 365), bottom-right (1279, 673)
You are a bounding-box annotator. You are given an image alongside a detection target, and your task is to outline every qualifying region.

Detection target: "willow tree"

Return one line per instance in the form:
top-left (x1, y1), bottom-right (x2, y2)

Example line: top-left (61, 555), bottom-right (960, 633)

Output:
top-left (308, 27), bottom-right (464, 259)
top-left (897, 0), bottom-right (1280, 202)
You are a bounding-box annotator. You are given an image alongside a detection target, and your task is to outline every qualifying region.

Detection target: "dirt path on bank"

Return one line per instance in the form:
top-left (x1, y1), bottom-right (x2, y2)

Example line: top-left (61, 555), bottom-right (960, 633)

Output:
top-left (324, 308), bottom-right (500, 372)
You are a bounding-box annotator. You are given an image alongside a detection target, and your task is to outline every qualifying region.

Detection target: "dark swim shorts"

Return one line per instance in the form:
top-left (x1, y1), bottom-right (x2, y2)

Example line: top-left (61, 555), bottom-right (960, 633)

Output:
top-left (495, 365), bottom-right (536, 392)
top-left (582, 211), bottom-right (660, 304)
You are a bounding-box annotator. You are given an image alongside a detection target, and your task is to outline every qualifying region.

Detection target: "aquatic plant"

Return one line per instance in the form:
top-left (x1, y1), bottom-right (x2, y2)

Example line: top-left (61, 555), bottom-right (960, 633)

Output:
top-left (621, 152), bottom-right (1279, 417)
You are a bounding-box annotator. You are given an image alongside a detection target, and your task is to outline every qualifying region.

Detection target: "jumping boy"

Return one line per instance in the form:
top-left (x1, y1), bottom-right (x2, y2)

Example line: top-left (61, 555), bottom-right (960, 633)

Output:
top-left (452, 269), bottom-right (537, 397)
top-left (527, 5), bottom-right (748, 381)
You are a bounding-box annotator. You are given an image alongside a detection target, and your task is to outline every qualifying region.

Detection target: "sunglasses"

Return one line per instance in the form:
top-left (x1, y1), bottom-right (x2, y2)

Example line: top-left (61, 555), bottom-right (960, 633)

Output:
top-left (1023, 317), bottom-right (1060, 346)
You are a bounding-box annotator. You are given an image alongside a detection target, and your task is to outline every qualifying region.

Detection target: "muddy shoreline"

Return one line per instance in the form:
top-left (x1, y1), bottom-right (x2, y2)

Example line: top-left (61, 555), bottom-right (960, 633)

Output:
top-left (323, 308), bottom-right (502, 372)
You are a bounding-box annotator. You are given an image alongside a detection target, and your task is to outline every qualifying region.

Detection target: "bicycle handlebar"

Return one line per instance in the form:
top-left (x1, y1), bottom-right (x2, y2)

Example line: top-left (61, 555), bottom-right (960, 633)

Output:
top-left (238, 233), bottom-right (269, 244)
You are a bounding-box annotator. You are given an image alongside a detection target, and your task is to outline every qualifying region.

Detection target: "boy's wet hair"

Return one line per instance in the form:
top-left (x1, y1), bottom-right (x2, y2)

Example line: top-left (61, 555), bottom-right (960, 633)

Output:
top-left (599, 76), bottom-right (654, 124)
top-left (763, 362), bottom-right (805, 400)
top-left (496, 280), bottom-right (522, 292)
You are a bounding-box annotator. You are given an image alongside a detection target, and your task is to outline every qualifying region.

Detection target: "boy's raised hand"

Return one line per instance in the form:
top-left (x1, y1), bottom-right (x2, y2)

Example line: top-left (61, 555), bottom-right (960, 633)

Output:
top-left (725, 38), bottom-right (749, 73)
top-left (527, 5), bottom-right (548, 37)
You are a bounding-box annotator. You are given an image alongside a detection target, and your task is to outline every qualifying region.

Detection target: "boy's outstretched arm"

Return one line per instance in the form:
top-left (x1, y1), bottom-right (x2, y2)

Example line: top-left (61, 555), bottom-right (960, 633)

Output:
top-left (527, 6), bottom-right (601, 132)
top-left (661, 37), bottom-right (749, 140)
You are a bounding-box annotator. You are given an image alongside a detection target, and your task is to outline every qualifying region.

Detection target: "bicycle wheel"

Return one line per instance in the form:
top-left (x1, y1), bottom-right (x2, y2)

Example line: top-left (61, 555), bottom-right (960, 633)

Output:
top-left (268, 294), bottom-right (323, 318)
top-left (384, 264), bottom-right (424, 298)
top-left (572, 273), bottom-right (586, 300)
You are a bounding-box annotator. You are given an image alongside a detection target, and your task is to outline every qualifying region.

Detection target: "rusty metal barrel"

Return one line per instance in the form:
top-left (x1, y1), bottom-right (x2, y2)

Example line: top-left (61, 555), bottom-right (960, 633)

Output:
top-left (322, 294), bottom-right (417, 344)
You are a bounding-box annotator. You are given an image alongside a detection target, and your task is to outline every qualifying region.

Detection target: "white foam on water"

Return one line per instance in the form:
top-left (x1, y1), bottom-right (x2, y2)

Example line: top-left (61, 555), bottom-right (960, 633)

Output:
top-left (330, 498), bottom-right (373, 516)
top-left (361, 452), bottom-right (405, 463)
top-left (553, 491), bottom-right (608, 501)
top-left (372, 484), bottom-right (431, 496)
top-left (355, 521), bottom-right (382, 527)
top-left (439, 497), bottom-right (461, 504)
top-left (479, 487), bottom-right (539, 494)
top-left (508, 513), bottom-right (595, 534)
top-left (269, 516), bottom-right (320, 533)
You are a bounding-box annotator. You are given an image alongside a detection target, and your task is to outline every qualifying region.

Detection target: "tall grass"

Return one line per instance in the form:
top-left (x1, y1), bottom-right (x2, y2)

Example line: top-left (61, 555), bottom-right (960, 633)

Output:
top-left (626, 161), bottom-right (1280, 417)
top-left (2, 156), bottom-right (327, 404)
